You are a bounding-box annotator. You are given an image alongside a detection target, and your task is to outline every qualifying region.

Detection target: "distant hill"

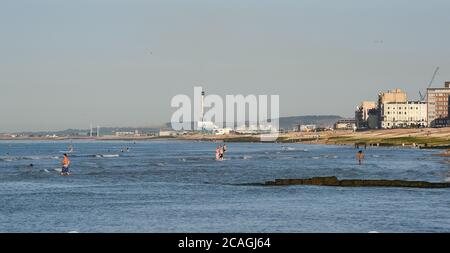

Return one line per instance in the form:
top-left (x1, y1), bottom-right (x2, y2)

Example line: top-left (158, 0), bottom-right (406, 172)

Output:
top-left (15, 127), bottom-right (162, 136)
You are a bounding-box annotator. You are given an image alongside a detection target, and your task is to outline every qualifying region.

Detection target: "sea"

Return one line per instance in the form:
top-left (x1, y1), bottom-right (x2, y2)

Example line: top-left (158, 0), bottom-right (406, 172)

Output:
top-left (0, 140), bottom-right (449, 232)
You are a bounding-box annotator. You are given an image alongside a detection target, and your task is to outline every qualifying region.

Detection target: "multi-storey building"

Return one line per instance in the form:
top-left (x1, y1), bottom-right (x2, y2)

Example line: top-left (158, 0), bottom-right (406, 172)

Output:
top-left (427, 82), bottom-right (450, 127)
top-left (380, 101), bottom-right (427, 128)
top-left (355, 101), bottom-right (377, 129)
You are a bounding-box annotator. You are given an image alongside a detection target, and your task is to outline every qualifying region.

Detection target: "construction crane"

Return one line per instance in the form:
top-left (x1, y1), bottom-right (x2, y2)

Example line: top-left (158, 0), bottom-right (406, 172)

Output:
top-left (419, 66), bottom-right (439, 101)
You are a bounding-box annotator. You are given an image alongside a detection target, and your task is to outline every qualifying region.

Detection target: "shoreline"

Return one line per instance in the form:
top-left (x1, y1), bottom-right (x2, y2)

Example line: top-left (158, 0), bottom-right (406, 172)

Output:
top-left (1, 127), bottom-right (449, 149)
top-left (175, 127), bottom-right (450, 149)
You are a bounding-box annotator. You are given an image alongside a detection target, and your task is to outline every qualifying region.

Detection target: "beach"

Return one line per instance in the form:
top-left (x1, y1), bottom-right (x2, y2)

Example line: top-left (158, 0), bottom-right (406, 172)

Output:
top-left (2, 127), bottom-right (449, 147)
top-left (177, 127), bottom-right (450, 148)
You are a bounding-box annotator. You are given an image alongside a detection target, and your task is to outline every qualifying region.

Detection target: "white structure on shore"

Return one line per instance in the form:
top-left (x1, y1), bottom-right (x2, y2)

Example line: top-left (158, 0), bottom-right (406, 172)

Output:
top-left (298, 124), bottom-right (316, 132)
top-left (380, 101), bottom-right (428, 128)
top-left (195, 88), bottom-right (219, 131)
top-left (235, 124), bottom-right (276, 134)
top-left (214, 128), bottom-right (233, 135)
top-left (197, 121), bottom-right (218, 131)
top-left (378, 89), bottom-right (428, 128)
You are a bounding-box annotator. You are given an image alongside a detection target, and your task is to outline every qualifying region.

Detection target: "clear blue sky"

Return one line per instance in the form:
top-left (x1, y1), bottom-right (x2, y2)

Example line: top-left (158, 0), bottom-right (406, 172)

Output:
top-left (1, 0), bottom-right (450, 132)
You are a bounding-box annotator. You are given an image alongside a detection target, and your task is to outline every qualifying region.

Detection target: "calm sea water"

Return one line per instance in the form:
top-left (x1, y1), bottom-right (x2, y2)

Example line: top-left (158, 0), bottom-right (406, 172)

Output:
top-left (0, 140), bottom-right (449, 232)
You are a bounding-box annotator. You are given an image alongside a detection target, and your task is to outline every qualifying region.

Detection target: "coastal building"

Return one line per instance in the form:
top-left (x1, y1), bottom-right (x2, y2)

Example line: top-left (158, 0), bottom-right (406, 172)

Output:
top-left (235, 124), bottom-right (275, 134)
top-left (355, 101), bottom-right (377, 129)
top-left (159, 130), bottom-right (177, 137)
top-left (214, 128), bottom-right (233, 135)
top-left (378, 88), bottom-right (407, 104)
top-left (366, 109), bottom-right (379, 129)
top-left (197, 121), bottom-right (218, 131)
top-left (379, 101), bottom-right (427, 128)
top-left (377, 88), bottom-right (428, 128)
top-left (297, 124), bottom-right (316, 132)
top-left (115, 131), bottom-right (136, 137)
top-left (334, 119), bottom-right (356, 130)
top-left (427, 82), bottom-right (450, 127)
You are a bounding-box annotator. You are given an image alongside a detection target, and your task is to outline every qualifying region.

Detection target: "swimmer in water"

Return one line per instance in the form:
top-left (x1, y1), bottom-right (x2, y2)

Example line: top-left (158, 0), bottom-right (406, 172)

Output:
top-left (356, 150), bottom-right (365, 165)
top-left (215, 146), bottom-right (220, 160)
top-left (219, 145), bottom-right (224, 160)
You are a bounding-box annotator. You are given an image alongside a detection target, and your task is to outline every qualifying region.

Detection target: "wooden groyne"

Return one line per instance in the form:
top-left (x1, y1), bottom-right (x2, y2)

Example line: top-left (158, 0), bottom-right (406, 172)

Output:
top-left (265, 176), bottom-right (450, 188)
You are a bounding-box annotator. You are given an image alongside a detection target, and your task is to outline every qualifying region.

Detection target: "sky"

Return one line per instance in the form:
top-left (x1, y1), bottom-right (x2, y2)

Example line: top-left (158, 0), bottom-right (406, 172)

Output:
top-left (1, 0), bottom-right (450, 132)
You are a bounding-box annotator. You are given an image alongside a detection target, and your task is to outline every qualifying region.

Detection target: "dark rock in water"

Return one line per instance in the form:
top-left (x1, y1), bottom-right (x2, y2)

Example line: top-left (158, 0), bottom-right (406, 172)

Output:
top-left (265, 176), bottom-right (450, 188)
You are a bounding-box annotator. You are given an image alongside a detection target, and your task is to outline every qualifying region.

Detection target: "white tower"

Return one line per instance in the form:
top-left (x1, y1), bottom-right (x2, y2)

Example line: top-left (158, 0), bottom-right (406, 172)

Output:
top-left (201, 90), bottom-right (205, 123)
top-left (90, 123), bottom-right (93, 137)
top-left (97, 125), bottom-right (100, 137)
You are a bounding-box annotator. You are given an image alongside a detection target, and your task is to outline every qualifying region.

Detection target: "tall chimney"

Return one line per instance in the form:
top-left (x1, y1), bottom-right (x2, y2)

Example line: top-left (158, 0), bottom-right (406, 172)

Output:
top-left (201, 90), bottom-right (205, 123)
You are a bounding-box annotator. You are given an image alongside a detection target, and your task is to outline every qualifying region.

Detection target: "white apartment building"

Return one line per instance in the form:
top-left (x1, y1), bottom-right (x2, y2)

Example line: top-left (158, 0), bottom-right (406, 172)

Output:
top-left (380, 101), bottom-right (427, 128)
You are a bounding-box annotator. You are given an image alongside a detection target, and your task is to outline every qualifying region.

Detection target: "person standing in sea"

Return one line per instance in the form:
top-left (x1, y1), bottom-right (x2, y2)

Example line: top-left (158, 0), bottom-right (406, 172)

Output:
top-left (215, 146), bottom-right (220, 160)
top-left (61, 153), bottom-right (71, 175)
top-left (356, 150), bottom-right (365, 165)
top-left (219, 145), bottom-right (224, 160)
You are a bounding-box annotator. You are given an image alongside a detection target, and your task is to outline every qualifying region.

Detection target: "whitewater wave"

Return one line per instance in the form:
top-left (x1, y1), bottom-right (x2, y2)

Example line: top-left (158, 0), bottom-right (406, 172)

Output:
top-left (1, 155), bottom-right (60, 161)
top-left (96, 154), bottom-right (120, 158)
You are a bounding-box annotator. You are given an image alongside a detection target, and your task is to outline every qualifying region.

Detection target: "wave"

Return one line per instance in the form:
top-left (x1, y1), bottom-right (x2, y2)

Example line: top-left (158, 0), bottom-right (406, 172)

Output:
top-left (0, 155), bottom-right (60, 161)
top-left (95, 154), bottom-right (120, 158)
